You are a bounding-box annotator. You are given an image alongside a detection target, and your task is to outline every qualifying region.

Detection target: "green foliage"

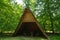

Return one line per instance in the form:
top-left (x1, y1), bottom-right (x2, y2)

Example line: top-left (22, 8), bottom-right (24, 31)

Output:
top-left (0, 0), bottom-right (23, 32)
top-left (0, 0), bottom-right (60, 33)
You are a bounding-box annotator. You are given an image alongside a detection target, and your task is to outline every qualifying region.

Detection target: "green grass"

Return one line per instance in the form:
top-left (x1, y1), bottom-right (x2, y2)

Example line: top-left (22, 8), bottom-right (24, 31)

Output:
top-left (0, 34), bottom-right (60, 40)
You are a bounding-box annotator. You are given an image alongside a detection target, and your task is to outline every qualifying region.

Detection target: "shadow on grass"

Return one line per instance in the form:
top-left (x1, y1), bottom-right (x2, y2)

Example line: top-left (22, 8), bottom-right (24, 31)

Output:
top-left (0, 33), bottom-right (49, 40)
top-left (0, 33), bottom-right (60, 40)
top-left (0, 36), bottom-right (47, 40)
top-left (0, 33), bottom-right (47, 40)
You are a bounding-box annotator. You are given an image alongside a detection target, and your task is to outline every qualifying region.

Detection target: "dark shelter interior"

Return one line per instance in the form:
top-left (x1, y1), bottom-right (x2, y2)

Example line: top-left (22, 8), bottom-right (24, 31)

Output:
top-left (15, 22), bottom-right (45, 37)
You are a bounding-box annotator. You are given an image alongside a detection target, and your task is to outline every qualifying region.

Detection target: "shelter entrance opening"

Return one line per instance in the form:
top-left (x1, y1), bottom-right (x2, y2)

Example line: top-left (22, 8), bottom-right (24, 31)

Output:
top-left (16, 22), bottom-right (43, 37)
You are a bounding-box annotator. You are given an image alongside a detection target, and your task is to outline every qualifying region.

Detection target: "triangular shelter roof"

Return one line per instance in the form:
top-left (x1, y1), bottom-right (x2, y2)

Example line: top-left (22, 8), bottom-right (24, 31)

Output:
top-left (13, 7), bottom-right (48, 39)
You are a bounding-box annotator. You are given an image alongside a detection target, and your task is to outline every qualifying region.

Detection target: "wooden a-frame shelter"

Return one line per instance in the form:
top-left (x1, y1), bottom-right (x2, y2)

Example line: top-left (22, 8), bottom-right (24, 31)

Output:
top-left (13, 7), bottom-right (48, 39)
